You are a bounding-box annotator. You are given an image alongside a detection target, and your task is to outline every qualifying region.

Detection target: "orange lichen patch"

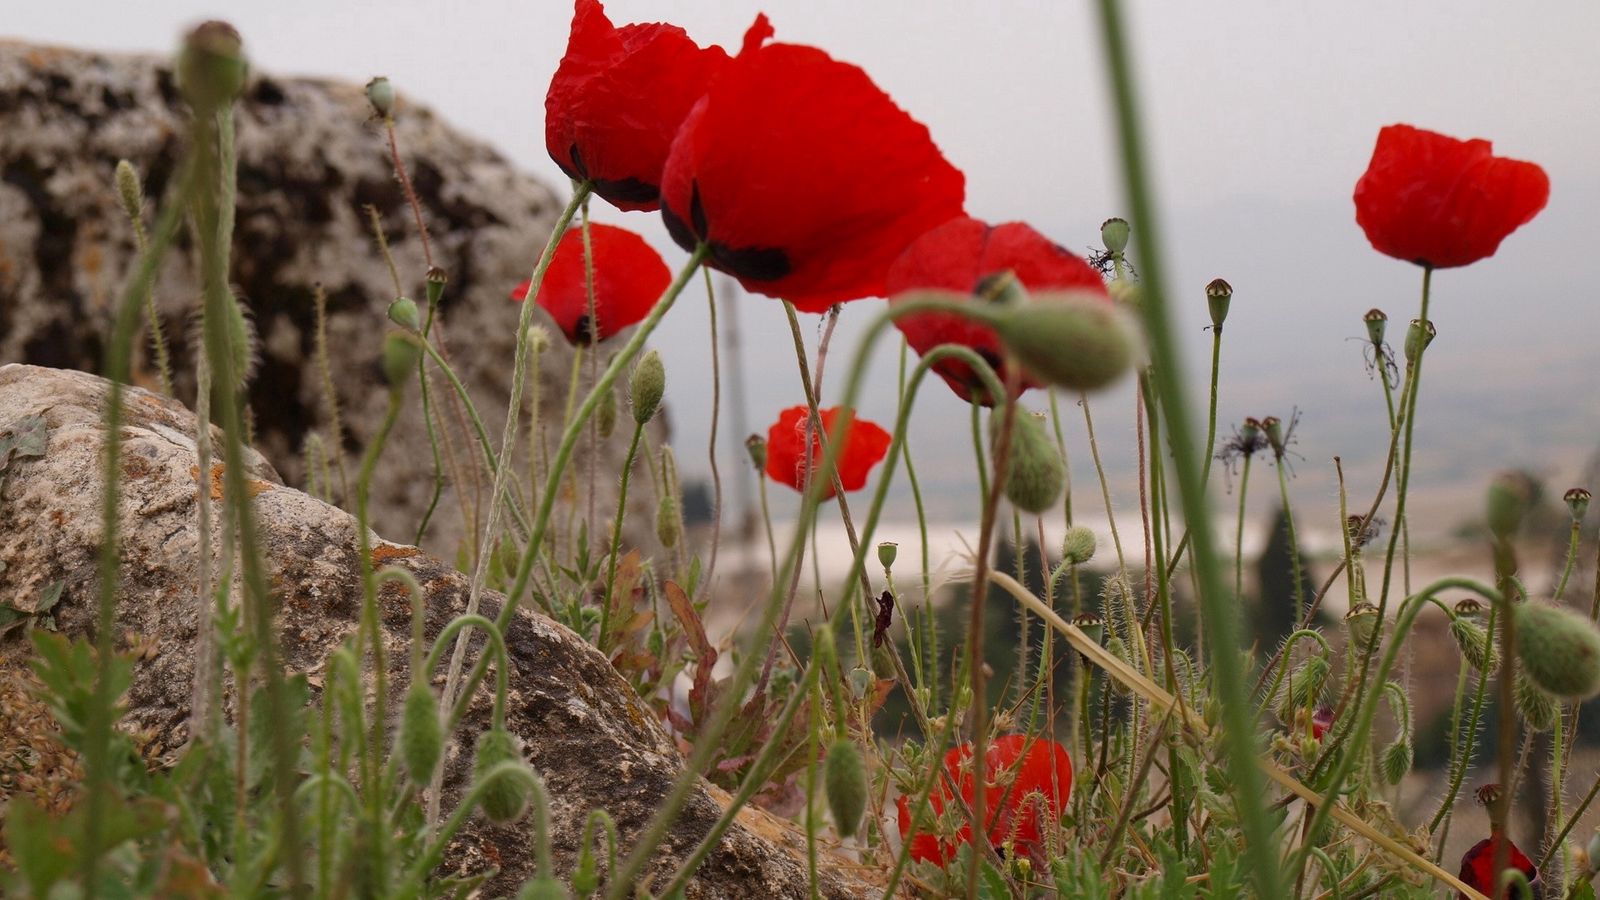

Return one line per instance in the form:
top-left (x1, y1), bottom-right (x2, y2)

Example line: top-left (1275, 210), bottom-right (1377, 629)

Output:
top-left (189, 464), bottom-right (272, 501)
top-left (122, 455), bottom-right (156, 480)
top-left (372, 544), bottom-right (421, 563)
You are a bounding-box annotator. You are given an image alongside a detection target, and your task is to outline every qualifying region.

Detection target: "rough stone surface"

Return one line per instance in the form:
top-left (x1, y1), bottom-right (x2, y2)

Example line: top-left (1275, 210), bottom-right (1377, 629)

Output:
top-left (0, 364), bottom-right (876, 898)
top-left (0, 39), bottom-right (662, 559)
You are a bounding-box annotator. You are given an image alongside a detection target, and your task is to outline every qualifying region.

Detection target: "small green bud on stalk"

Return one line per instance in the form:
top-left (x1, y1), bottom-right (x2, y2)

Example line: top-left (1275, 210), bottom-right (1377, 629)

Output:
top-left (387, 296), bottom-right (421, 331)
top-left (177, 21), bottom-right (247, 114)
top-left (425, 265), bottom-right (448, 307)
top-left (515, 878), bottom-right (569, 900)
top-left (1062, 526), bottom-right (1097, 565)
top-left (656, 495), bottom-right (679, 548)
top-left (1566, 487), bottom-right (1591, 521)
top-left (597, 387), bottom-right (617, 439)
top-left (993, 289), bottom-right (1136, 393)
top-left (745, 434), bottom-right (767, 470)
top-left (876, 541), bottom-right (898, 570)
top-left (1100, 217), bottom-right (1131, 255)
top-left (1514, 601), bottom-right (1600, 699)
top-left (1363, 308), bottom-right (1387, 345)
top-left (1515, 671), bottom-right (1559, 731)
top-left (366, 75), bottom-right (395, 118)
top-left (630, 350), bottom-right (665, 425)
top-left (399, 681), bottom-right (444, 785)
top-left (1486, 471), bottom-right (1535, 540)
top-left (823, 739), bottom-right (868, 838)
top-left (1403, 317), bottom-right (1436, 363)
top-left (1381, 736), bottom-right (1413, 785)
top-left (114, 160), bottom-right (144, 223)
top-left (1205, 277), bottom-right (1232, 331)
top-left (1344, 603), bottom-right (1380, 647)
top-left (993, 410), bottom-right (1064, 514)
top-left (472, 727), bottom-right (531, 823)
top-left (381, 332), bottom-right (422, 389)
top-left (1449, 615), bottom-right (1497, 673)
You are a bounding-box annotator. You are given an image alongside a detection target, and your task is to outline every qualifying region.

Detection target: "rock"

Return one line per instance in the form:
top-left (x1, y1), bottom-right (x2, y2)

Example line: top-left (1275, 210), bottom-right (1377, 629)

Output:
top-left (0, 364), bottom-right (876, 898)
top-left (0, 39), bottom-right (663, 559)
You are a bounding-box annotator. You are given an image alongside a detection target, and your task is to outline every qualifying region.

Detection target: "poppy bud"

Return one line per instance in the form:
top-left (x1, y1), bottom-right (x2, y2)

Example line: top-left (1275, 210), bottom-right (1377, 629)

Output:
top-left (1345, 603), bottom-right (1380, 647)
top-left (177, 21), bottom-right (247, 114)
top-left (1062, 526), bottom-right (1097, 566)
top-left (1205, 278), bottom-right (1232, 331)
top-left (366, 76), bottom-right (395, 118)
top-left (1279, 654), bottom-right (1331, 721)
top-left (425, 265), bottom-right (448, 307)
top-left (399, 681), bottom-right (443, 785)
top-left (1403, 317), bottom-right (1436, 363)
top-left (1381, 735), bottom-right (1413, 785)
top-left (1515, 671), bottom-right (1559, 731)
top-left (994, 410), bottom-right (1064, 515)
top-left (515, 878), bottom-right (568, 900)
top-left (472, 727), bottom-right (531, 823)
top-left (1450, 616), bottom-right (1497, 673)
top-left (745, 434), bottom-right (767, 470)
top-left (630, 350), bottom-right (665, 425)
top-left (1104, 636), bottom-right (1132, 696)
top-left (387, 296), bottom-right (421, 332)
top-left (993, 290), bottom-right (1136, 393)
top-left (1487, 471), bottom-right (1534, 540)
top-left (381, 332), bottom-right (421, 389)
top-left (656, 495), bottom-right (679, 549)
top-left (114, 159), bottom-right (143, 223)
top-left (1363, 308), bottom-right (1387, 345)
top-left (1515, 601), bottom-right (1600, 699)
top-left (1100, 217), bottom-right (1131, 255)
top-left (1566, 487), bottom-right (1591, 521)
top-left (877, 542), bottom-right (898, 570)
top-left (824, 738), bottom-right (868, 838)
top-left (596, 387), bottom-right (617, 439)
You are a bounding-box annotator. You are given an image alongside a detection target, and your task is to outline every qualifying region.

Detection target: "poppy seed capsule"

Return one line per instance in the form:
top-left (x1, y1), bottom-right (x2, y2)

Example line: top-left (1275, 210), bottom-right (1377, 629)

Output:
top-left (399, 682), bottom-right (443, 785)
top-left (387, 297), bottom-right (420, 332)
top-left (1403, 317), bottom-right (1436, 363)
top-left (824, 739), bottom-right (868, 838)
top-left (425, 265), bottom-right (448, 306)
top-left (177, 21), bottom-right (247, 114)
top-left (1072, 612), bottom-right (1104, 645)
top-left (993, 290), bottom-right (1135, 392)
top-left (1515, 671), bottom-right (1559, 731)
top-left (1363, 308), bottom-right (1387, 345)
top-left (472, 728), bottom-right (531, 824)
top-left (877, 542), bottom-right (898, 570)
top-left (630, 350), bottom-right (665, 425)
top-left (995, 411), bottom-right (1064, 514)
top-left (1100, 217), bottom-right (1131, 255)
top-left (365, 76), bottom-right (395, 118)
top-left (1062, 525), bottom-right (1097, 565)
top-left (381, 332), bottom-right (421, 389)
top-left (1487, 471), bottom-right (1534, 540)
top-left (745, 434), bottom-right (767, 470)
top-left (1566, 487), bottom-right (1592, 521)
top-left (1261, 416), bottom-right (1285, 457)
top-left (114, 160), bottom-right (143, 222)
top-left (1344, 603), bottom-right (1380, 647)
top-left (1205, 278), bottom-right (1232, 331)
top-left (1515, 601), bottom-right (1600, 699)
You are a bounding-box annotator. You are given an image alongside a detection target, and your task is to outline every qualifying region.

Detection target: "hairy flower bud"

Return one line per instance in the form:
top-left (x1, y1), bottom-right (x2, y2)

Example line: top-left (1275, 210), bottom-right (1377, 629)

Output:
top-left (1515, 671), bottom-right (1559, 731)
top-left (993, 290), bottom-right (1136, 392)
top-left (114, 160), bottom-right (144, 223)
top-left (744, 434), bottom-right (767, 470)
top-left (1100, 217), bottom-right (1131, 255)
top-left (1062, 526), bottom-right (1097, 566)
top-left (399, 681), bottom-right (444, 785)
top-left (1381, 736), bottom-right (1413, 785)
top-left (472, 728), bottom-right (531, 823)
top-left (381, 332), bottom-right (421, 389)
top-left (1279, 654), bottom-right (1331, 722)
top-left (824, 739), bottom-right (868, 838)
top-left (656, 495), bottom-right (679, 548)
top-left (1363, 308), bottom-right (1387, 345)
top-left (1205, 277), bottom-right (1232, 331)
top-left (1450, 616), bottom-right (1497, 673)
top-left (366, 76), bottom-right (395, 118)
top-left (387, 296), bottom-right (421, 331)
top-left (1515, 602), bottom-right (1600, 699)
top-left (995, 410), bottom-right (1064, 514)
top-left (629, 350), bottom-right (666, 425)
top-left (1487, 471), bottom-right (1535, 540)
top-left (177, 21), bottom-right (247, 114)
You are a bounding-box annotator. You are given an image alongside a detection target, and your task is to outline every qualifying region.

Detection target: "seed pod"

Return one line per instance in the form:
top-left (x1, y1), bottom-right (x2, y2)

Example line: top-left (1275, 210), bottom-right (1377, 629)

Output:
top-left (1403, 317), bottom-right (1436, 363)
top-left (1072, 611), bottom-right (1104, 645)
top-left (1363, 308), bottom-right (1387, 345)
top-left (472, 728), bottom-right (531, 824)
top-left (1205, 278), bottom-right (1232, 331)
top-left (387, 296), bottom-right (421, 331)
top-left (1449, 616), bottom-right (1497, 673)
top-left (877, 542), bottom-right (898, 570)
top-left (744, 434), bottom-right (767, 470)
top-left (1515, 672), bottom-right (1559, 732)
top-left (656, 495), bottom-right (679, 548)
top-left (630, 350), bottom-right (665, 425)
top-left (1100, 217), bottom-right (1131, 255)
top-left (515, 878), bottom-right (570, 900)
top-left (1515, 601), bottom-right (1600, 699)
top-left (425, 265), bottom-right (449, 306)
top-left (823, 739), bottom-right (868, 838)
top-left (993, 289), bottom-right (1136, 392)
top-left (399, 681), bottom-right (444, 785)
top-left (114, 160), bottom-right (144, 223)
top-left (1566, 487), bottom-right (1592, 522)
top-left (1062, 526), bottom-right (1097, 565)
top-left (365, 76), bottom-right (396, 118)
top-left (995, 410), bottom-right (1064, 514)
top-left (1344, 603), bottom-right (1380, 648)
top-left (597, 387), bottom-right (618, 439)
top-left (1381, 736), bottom-right (1413, 785)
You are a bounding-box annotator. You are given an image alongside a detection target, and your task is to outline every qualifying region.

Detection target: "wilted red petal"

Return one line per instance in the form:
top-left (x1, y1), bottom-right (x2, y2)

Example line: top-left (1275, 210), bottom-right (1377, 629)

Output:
top-left (1310, 706), bottom-right (1334, 741)
top-left (762, 406), bottom-right (891, 497)
top-left (895, 735), bottom-right (1073, 866)
top-left (887, 217), bottom-right (1107, 405)
top-left (1458, 834), bottom-right (1540, 899)
top-left (1353, 124), bottom-right (1549, 269)
top-left (660, 15), bottom-right (965, 311)
top-left (512, 223), bottom-right (670, 344)
top-left (545, 0), bottom-right (729, 212)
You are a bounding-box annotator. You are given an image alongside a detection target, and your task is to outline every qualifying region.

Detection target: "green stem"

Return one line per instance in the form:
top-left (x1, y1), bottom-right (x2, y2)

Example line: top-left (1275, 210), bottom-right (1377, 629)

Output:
top-left (600, 421), bottom-right (646, 650)
top-left (1275, 453), bottom-right (1308, 615)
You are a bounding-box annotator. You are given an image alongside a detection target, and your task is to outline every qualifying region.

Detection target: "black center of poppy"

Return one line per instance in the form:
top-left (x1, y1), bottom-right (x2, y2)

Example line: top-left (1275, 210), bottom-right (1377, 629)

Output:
top-left (567, 144), bottom-right (659, 205)
top-left (571, 313), bottom-right (596, 346)
top-left (662, 181), bottom-right (792, 282)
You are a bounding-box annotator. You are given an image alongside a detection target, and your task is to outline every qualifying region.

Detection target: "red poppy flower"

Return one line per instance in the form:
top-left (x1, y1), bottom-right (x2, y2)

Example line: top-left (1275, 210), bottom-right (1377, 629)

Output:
top-left (1353, 124), bottom-right (1549, 269)
top-left (545, 0), bottom-right (730, 212)
top-left (762, 406), bottom-right (891, 498)
top-left (660, 15), bottom-right (965, 312)
top-left (887, 216), bottom-right (1108, 405)
top-left (510, 223), bottom-right (669, 344)
top-left (1458, 834), bottom-right (1540, 899)
top-left (895, 735), bottom-right (1073, 865)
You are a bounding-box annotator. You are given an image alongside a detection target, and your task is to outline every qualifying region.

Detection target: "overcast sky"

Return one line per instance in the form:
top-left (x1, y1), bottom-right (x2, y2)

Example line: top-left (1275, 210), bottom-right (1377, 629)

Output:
top-left (11, 1), bottom-right (1600, 534)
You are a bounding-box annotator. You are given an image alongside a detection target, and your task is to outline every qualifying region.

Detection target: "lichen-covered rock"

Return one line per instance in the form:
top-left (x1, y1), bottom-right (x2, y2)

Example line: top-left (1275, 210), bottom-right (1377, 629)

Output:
top-left (0, 364), bottom-right (876, 898)
top-left (0, 39), bottom-right (661, 559)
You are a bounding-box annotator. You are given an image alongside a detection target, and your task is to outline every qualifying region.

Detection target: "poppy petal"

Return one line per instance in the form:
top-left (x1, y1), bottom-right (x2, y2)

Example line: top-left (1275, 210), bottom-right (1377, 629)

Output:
top-left (512, 223), bottom-right (670, 344)
top-left (762, 406), bottom-right (891, 497)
